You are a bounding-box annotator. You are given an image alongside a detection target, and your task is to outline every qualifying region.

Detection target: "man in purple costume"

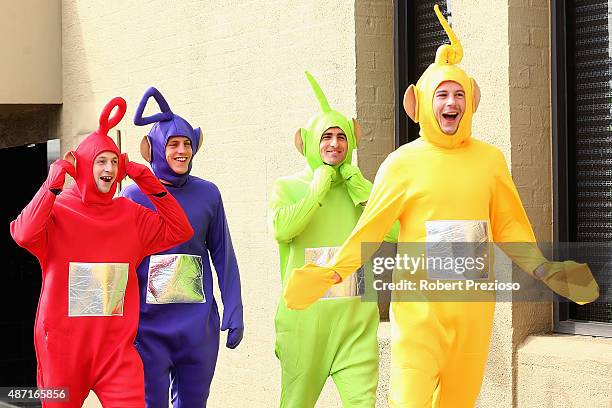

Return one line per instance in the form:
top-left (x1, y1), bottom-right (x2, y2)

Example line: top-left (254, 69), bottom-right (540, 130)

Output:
top-left (122, 87), bottom-right (244, 408)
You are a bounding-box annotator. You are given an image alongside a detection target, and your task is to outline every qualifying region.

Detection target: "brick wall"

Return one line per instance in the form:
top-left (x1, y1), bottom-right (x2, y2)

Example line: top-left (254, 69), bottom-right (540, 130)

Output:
top-left (508, 0), bottom-right (552, 243)
top-left (508, 1), bottom-right (556, 406)
top-left (355, 0), bottom-right (395, 182)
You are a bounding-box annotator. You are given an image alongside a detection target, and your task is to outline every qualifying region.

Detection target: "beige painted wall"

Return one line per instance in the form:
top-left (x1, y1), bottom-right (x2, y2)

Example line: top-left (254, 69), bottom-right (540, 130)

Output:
top-left (0, 0), bottom-right (61, 104)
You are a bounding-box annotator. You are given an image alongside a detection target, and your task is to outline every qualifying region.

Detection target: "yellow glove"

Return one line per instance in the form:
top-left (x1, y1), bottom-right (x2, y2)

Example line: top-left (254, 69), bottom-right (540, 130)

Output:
top-left (538, 261), bottom-right (599, 305)
top-left (283, 264), bottom-right (338, 309)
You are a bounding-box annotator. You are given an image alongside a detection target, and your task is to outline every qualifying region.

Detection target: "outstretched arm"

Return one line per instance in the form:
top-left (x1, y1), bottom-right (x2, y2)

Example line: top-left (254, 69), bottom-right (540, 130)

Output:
top-left (284, 153), bottom-right (408, 309)
top-left (491, 150), bottom-right (598, 304)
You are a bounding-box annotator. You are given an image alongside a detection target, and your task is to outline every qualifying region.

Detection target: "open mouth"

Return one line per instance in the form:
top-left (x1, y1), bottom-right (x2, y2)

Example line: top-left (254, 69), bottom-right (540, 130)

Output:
top-left (174, 157), bottom-right (188, 163)
top-left (442, 112), bottom-right (459, 121)
top-left (100, 176), bottom-right (113, 183)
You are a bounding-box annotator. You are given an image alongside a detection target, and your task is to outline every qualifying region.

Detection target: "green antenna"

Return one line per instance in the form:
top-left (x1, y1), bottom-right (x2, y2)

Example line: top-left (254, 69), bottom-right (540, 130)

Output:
top-left (305, 71), bottom-right (331, 113)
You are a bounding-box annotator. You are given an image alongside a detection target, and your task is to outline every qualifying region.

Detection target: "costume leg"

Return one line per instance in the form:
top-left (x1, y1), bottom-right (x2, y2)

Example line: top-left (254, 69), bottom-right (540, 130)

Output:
top-left (277, 331), bottom-right (330, 408)
top-left (388, 302), bottom-right (449, 408)
top-left (93, 344), bottom-right (145, 408)
top-left (276, 305), bottom-right (331, 408)
top-left (330, 303), bottom-right (379, 408)
top-left (171, 330), bottom-right (220, 408)
top-left (437, 302), bottom-right (495, 408)
top-left (134, 337), bottom-right (173, 408)
top-left (35, 326), bottom-right (90, 408)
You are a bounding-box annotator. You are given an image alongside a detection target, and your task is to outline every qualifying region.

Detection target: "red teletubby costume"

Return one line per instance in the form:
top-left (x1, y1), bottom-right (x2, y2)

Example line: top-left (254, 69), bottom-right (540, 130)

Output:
top-left (10, 97), bottom-right (193, 407)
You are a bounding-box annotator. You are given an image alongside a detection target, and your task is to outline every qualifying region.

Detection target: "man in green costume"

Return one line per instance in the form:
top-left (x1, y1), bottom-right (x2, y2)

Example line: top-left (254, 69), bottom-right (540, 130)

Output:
top-left (271, 71), bottom-right (397, 408)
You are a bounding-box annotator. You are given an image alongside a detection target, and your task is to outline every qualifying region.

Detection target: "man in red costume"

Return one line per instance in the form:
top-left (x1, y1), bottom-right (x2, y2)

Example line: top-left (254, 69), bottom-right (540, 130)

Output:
top-left (10, 97), bottom-right (193, 407)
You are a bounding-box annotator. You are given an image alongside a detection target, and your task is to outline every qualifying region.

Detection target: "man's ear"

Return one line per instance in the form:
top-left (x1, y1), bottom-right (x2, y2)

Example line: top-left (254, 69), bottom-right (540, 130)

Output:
top-left (294, 128), bottom-right (305, 155)
top-left (403, 85), bottom-right (418, 122)
top-left (140, 136), bottom-right (152, 162)
top-left (63, 151), bottom-right (77, 167)
top-left (352, 118), bottom-right (362, 147)
top-left (472, 79), bottom-right (481, 112)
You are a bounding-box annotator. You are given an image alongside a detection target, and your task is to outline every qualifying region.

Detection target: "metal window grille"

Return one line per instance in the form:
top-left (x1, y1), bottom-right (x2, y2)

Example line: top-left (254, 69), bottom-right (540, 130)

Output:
top-left (553, 0), bottom-right (612, 335)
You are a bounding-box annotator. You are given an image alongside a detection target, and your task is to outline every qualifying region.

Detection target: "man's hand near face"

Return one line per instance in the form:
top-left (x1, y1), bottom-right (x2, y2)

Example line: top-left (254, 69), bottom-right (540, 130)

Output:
top-left (339, 163), bottom-right (360, 181)
top-left (124, 153), bottom-right (150, 180)
top-left (312, 164), bottom-right (336, 196)
top-left (48, 154), bottom-right (77, 194)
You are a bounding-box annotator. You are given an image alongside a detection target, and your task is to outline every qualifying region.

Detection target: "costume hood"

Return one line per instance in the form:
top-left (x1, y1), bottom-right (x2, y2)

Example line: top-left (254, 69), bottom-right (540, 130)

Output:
top-left (409, 5), bottom-right (478, 149)
top-left (72, 97), bottom-right (126, 205)
top-left (134, 87), bottom-right (202, 187)
top-left (297, 71), bottom-right (358, 170)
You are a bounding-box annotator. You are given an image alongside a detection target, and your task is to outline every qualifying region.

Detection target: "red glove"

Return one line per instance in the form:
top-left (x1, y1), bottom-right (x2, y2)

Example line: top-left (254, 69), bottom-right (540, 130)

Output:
top-left (114, 153), bottom-right (127, 184)
top-left (124, 157), bottom-right (150, 181)
top-left (48, 159), bottom-right (77, 193)
top-left (124, 156), bottom-right (167, 197)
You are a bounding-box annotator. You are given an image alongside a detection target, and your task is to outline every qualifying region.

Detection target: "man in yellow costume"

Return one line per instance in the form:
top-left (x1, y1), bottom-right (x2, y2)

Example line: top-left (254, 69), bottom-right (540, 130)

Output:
top-left (283, 5), bottom-right (599, 407)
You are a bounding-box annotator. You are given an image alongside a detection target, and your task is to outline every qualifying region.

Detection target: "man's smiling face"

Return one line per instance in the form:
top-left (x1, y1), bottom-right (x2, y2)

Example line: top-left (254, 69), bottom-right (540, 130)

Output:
top-left (319, 127), bottom-right (348, 166)
top-left (93, 151), bottom-right (118, 193)
top-left (433, 80), bottom-right (466, 135)
top-left (165, 136), bottom-right (193, 175)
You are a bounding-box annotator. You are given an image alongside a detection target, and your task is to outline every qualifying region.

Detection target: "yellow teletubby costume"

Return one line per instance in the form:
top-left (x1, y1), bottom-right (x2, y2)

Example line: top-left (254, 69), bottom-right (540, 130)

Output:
top-left (284, 5), bottom-right (599, 407)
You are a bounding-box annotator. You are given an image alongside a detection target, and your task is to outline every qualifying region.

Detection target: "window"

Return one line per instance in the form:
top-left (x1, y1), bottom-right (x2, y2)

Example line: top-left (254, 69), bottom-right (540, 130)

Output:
top-left (552, 0), bottom-right (612, 336)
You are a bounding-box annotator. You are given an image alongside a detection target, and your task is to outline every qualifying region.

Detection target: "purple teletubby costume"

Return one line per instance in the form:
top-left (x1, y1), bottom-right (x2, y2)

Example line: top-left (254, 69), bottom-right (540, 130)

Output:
top-left (121, 87), bottom-right (244, 408)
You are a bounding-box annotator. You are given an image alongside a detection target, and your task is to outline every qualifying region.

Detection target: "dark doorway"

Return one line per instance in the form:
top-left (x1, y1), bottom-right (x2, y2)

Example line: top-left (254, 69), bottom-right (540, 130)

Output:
top-left (1, 142), bottom-right (48, 385)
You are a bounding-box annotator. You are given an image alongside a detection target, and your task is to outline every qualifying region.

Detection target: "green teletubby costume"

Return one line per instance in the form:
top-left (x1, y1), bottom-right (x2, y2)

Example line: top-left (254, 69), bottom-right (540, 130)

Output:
top-left (270, 72), bottom-right (397, 408)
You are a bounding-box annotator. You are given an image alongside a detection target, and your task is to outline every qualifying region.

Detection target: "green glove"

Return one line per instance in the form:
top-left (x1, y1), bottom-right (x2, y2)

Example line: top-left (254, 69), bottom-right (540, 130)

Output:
top-left (313, 164), bottom-right (336, 195)
top-left (339, 163), bottom-right (372, 207)
top-left (271, 164), bottom-right (335, 243)
top-left (537, 261), bottom-right (599, 305)
top-left (339, 162), bottom-right (361, 180)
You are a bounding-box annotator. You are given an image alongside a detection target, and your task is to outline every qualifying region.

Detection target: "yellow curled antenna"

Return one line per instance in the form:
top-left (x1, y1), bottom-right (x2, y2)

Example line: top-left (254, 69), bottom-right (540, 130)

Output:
top-left (434, 4), bottom-right (463, 65)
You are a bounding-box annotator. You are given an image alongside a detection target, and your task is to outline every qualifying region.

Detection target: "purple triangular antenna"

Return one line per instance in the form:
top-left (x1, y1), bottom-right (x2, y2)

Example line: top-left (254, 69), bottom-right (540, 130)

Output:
top-left (133, 86), bottom-right (174, 126)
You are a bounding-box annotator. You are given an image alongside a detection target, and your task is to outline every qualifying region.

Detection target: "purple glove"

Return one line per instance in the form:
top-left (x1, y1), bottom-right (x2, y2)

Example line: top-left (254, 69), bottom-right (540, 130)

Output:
top-left (224, 326), bottom-right (244, 349)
